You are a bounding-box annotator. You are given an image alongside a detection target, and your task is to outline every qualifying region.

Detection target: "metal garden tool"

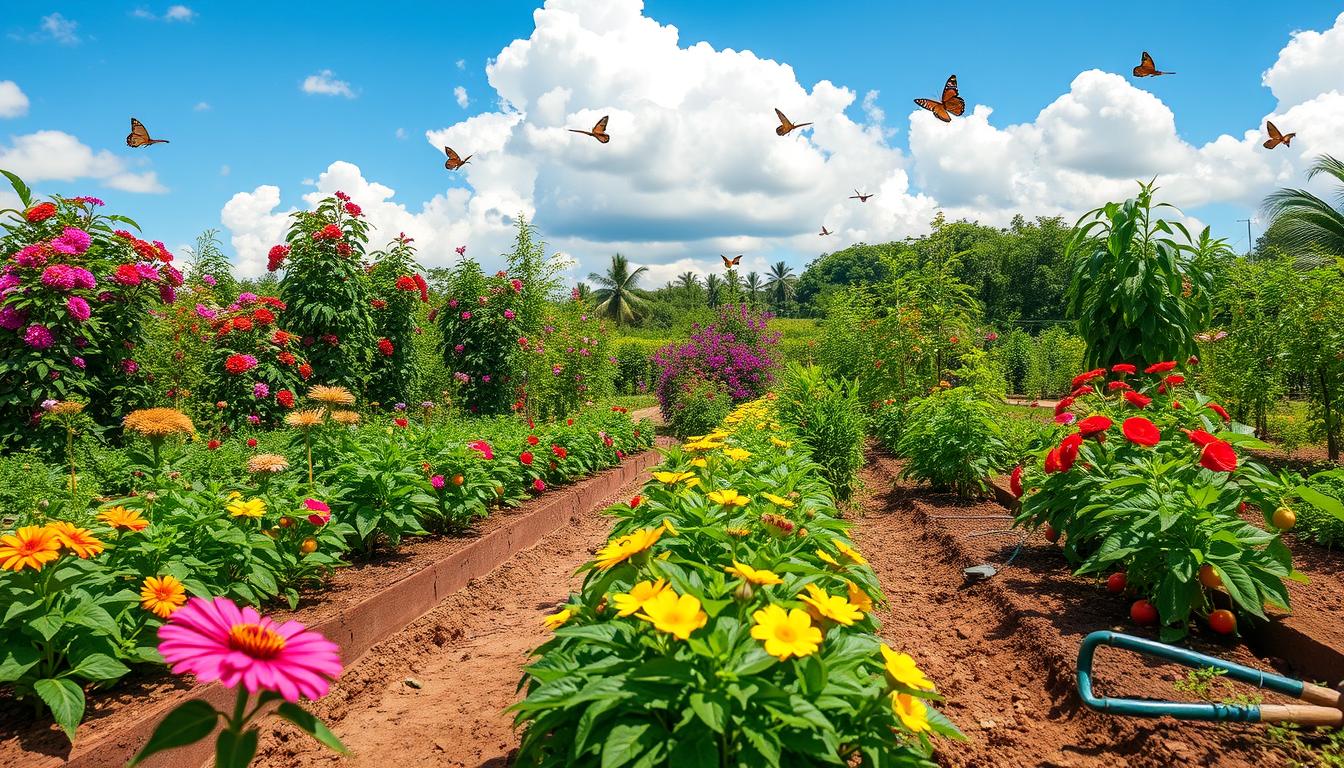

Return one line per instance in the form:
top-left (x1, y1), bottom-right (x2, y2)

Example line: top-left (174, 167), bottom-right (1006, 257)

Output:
top-left (1077, 630), bottom-right (1343, 727)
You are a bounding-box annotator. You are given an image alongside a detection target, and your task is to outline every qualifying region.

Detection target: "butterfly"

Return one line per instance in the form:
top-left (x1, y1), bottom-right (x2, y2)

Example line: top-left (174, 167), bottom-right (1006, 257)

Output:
top-left (126, 118), bottom-right (169, 148)
top-left (444, 146), bottom-right (472, 170)
top-left (1263, 121), bottom-right (1295, 150)
top-left (721, 254), bottom-right (742, 268)
top-left (774, 109), bottom-right (812, 136)
top-left (569, 115), bottom-right (610, 143)
top-left (1132, 52), bottom-right (1174, 77)
top-left (819, 226), bottom-right (832, 236)
top-left (455, 246), bottom-right (467, 256)
top-left (913, 76), bottom-right (965, 123)
top-left (850, 190), bottom-right (873, 202)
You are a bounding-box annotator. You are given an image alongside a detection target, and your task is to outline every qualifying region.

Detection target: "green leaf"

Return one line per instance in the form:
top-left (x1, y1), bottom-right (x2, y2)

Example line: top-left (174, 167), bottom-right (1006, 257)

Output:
top-left (688, 692), bottom-right (725, 734)
top-left (127, 699), bottom-right (220, 767)
top-left (34, 677), bottom-right (85, 742)
top-left (1296, 485), bottom-right (1344, 523)
top-left (214, 727), bottom-right (259, 768)
top-left (601, 722), bottom-right (654, 768)
top-left (0, 642), bottom-right (40, 683)
top-left (65, 652), bottom-right (129, 682)
top-left (275, 702), bottom-right (349, 755)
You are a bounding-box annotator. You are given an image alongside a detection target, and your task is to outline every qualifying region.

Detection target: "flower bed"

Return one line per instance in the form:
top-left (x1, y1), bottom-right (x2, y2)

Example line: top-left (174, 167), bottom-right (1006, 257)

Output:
top-left (512, 398), bottom-right (960, 765)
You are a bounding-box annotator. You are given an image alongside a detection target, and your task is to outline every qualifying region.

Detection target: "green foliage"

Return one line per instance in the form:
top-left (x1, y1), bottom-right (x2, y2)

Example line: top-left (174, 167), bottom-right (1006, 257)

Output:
top-left (365, 235), bottom-right (426, 407)
top-left (667, 378), bottom-right (732, 438)
top-left (520, 297), bottom-right (615, 422)
top-left (588, 253), bottom-right (648, 326)
top-left (1295, 470), bottom-right (1344, 548)
top-left (198, 295), bottom-right (309, 431)
top-left (775, 364), bottom-right (866, 500)
top-left (896, 387), bottom-right (1007, 497)
top-left (1261, 154), bottom-right (1344, 256)
top-left (613, 339), bottom-right (656, 394)
top-left (993, 329), bottom-right (1034, 394)
top-left (437, 260), bottom-right (525, 415)
top-left (183, 229), bottom-right (238, 300)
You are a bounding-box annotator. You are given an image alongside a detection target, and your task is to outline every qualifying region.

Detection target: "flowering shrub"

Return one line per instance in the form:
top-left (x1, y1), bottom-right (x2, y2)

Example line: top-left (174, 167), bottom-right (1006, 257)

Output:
top-left (366, 233), bottom-right (427, 407)
top-left (274, 192), bottom-right (374, 392)
top-left (653, 304), bottom-right (779, 423)
top-left (200, 293), bottom-right (309, 430)
top-left (519, 296), bottom-right (615, 421)
top-left (437, 260), bottom-right (525, 415)
top-left (514, 399), bottom-right (960, 764)
top-left (1013, 361), bottom-right (1339, 640)
top-left (0, 174), bottom-right (176, 450)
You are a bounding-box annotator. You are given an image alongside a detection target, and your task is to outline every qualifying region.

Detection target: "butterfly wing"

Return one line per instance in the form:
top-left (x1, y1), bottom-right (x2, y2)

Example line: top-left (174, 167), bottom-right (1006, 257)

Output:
top-left (127, 118), bottom-right (150, 147)
top-left (721, 255), bottom-right (731, 268)
top-left (942, 75), bottom-right (966, 116)
top-left (1266, 122), bottom-right (1282, 141)
top-left (593, 115), bottom-right (609, 134)
top-left (914, 99), bottom-right (952, 122)
top-left (731, 255), bottom-right (742, 266)
top-left (1134, 51), bottom-right (1155, 76)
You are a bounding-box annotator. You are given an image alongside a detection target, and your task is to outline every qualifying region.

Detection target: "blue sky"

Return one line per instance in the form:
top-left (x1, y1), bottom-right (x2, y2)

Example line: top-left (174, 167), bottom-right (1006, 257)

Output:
top-left (3, 1), bottom-right (1344, 282)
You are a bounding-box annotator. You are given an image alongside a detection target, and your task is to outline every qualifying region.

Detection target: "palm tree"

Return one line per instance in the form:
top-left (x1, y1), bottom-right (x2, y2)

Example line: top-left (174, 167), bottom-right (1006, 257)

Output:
top-left (744, 271), bottom-right (763, 307)
top-left (1262, 154), bottom-right (1344, 260)
top-left (573, 281), bottom-right (592, 302)
top-left (705, 273), bottom-right (723, 308)
top-left (765, 261), bottom-right (796, 313)
top-left (677, 271), bottom-right (700, 293)
top-left (588, 253), bottom-right (648, 326)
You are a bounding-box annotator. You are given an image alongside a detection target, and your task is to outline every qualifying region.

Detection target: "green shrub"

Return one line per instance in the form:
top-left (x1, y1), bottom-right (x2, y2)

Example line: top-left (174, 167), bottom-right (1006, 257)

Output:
top-left (613, 339), bottom-right (655, 393)
top-left (667, 378), bottom-right (731, 438)
top-left (1297, 470), bottom-right (1344, 548)
top-left (776, 363), bottom-right (865, 500)
top-left (896, 387), bottom-right (1006, 497)
top-left (869, 400), bottom-right (907, 451)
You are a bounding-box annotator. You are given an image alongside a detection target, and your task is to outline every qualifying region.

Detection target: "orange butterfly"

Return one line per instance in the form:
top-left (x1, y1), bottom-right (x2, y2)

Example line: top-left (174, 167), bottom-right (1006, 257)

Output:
top-left (569, 115), bottom-right (610, 143)
top-left (444, 146), bottom-right (472, 170)
top-left (850, 190), bottom-right (873, 202)
top-left (126, 118), bottom-right (169, 148)
top-left (819, 226), bottom-right (832, 236)
top-left (774, 109), bottom-right (812, 136)
top-left (1132, 52), bottom-right (1174, 77)
top-left (913, 76), bottom-right (965, 123)
top-left (1263, 121), bottom-right (1295, 150)
top-left (721, 254), bottom-right (742, 268)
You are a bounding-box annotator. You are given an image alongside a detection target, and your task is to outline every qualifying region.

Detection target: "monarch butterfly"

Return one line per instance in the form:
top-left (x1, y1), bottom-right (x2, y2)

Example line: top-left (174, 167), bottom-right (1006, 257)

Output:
top-left (444, 146), bottom-right (472, 170)
top-left (774, 109), bottom-right (812, 136)
top-left (569, 115), bottom-right (610, 143)
top-left (126, 118), bottom-right (169, 148)
top-left (721, 254), bottom-right (742, 268)
top-left (819, 226), bottom-right (832, 236)
top-left (850, 190), bottom-right (873, 202)
top-left (913, 76), bottom-right (965, 123)
top-left (1263, 121), bottom-right (1295, 150)
top-left (1132, 52), bottom-right (1173, 77)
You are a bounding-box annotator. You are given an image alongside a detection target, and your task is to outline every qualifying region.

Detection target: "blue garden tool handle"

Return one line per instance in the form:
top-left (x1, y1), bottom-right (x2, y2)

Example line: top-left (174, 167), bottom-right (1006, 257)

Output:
top-left (1076, 630), bottom-right (1342, 726)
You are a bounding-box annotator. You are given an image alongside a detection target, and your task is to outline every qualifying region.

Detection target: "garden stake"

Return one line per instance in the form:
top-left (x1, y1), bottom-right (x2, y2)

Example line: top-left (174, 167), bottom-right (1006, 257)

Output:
top-left (1077, 631), bottom-right (1343, 727)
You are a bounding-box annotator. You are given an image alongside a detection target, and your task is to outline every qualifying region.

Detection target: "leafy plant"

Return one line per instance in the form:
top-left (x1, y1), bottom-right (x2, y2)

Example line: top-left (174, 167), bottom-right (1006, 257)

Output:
top-left (365, 234), bottom-right (428, 408)
top-left (776, 364), bottom-right (865, 500)
top-left (896, 387), bottom-right (1007, 497)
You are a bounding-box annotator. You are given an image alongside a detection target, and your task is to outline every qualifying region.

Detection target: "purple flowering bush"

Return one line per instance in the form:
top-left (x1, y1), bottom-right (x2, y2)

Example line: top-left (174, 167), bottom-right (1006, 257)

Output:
top-left (654, 304), bottom-right (780, 434)
top-left (437, 260), bottom-right (524, 415)
top-left (0, 173), bottom-right (177, 449)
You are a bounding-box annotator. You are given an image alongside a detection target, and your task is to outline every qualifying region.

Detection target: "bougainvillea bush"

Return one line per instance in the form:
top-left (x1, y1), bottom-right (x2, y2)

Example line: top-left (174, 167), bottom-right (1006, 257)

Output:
top-left (199, 293), bottom-right (309, 431)
top-left (514, 399), bottom-right (960, 766)
top-left (0, 173), bottom-right (177, 450)
top-left (366, 233), bottom-right (428, 408)
top-left (653, 304), bottom-right (779, 425)
top-left (272, 192), bottom-right (375, 392)
top-left (1012, 361), bottom-right (1341, 640)
top-left (437, 260), bottom-right (525, 415)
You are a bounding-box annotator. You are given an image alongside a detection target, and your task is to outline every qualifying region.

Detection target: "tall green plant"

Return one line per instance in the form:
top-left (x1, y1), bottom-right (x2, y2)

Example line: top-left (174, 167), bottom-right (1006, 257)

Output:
top-left (366, 234), bottom-right (425, 407)
top-left (588, 253), bottom-right (648, 326)
top-left (183, 228), bottom-right (237, 299)
top-left (776, 363), bottom-right (865, 500)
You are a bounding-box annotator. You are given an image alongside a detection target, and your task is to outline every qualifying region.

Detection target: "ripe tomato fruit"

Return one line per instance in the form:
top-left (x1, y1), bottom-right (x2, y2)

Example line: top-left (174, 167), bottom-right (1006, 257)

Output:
top-left (1044, 524), bottom-right (1060, 544)
top-left (1130, 599), bottom-right (1159, 627)
top-left (1272, 506), bottom-right (1296, 530)
top-left (1198, 564), bottom-right (1222, 589)
top-left (451, 474), bottom-right (465, 487)
top-left (1106, 572), bottom-right (1127, 594)
top-left (1208, 609), bottom-right (1237, 635)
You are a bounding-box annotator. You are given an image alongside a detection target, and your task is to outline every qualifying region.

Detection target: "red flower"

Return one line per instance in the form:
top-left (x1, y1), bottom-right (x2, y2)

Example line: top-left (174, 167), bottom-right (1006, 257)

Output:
top-left (630, 495), bottom-right (642, 508)
top-left (336, 242), bottom-right (352, 256)
top-left (949, 336), bottom-right (959, 344)
top-left (232, 316), bottom-right (254, 332)
top-left (1054, 395), bottom-right (1075, 416)
top-left (207, 439), bottom-right (221, 451)
top-left (1054, 412), bottom-right (1077, 425)
top-left (1207, 402), bottom-right (1230, 422)
top-left (1122, 417), bottom-right (1160, 446)
top-left (299, 363), bottom-right (313, 379)
top-left (533, 478), bottom-right (546, 493)
top-left (396, 275), bottom-right (417, 292)
top-left (312, 223), bottom-right (343, 241)
top-left (413, 273), bottom-right (429, 303)
top-left (246, 438), bottom-right (258, 448)
top-left (565, 418), bottom-right (574, 426)
top-left (26, 202), bottom-right (57, 222)
top-left (377, 338), bottom-right (394, 356)
top-left (267, 245), bottom-right (290, 272)
top-left (335, 191), bottom-right (350, 202)
top-left (1071, 368), bottom-right (1107, 389)
top-left (552, 445), bottom-right (568, 459)
top-left (272, 329), bottom-right (293, 347)
top-left (520, 451), bottom-right (533, 465)
top-left (527, 435), bottom-right (539, 446)
top-left (1200, 440), bottom-right (1237, 472)
top-left (114, 263), bottom-right (142, 286)
top-left (1187, 355), bottom-right (1200, 366)
top-left (1070, 385), bottom-right (1093, 399)
top-left (1045, 448), bottom-right (1061, 474)
top-left (344, 202), bottom-right (362, 217)
top-left (394, 417), bottom-right (408, 428)
top-left (1144, 361), bottom-right (1178, 374)
top-left (1077, 415), bottom-right (1112, 437)
top-left (1158, 374), bottom-right (1186, 393)
top-left (1056, 433), bottom-right (1083, 472)
top-left (278, 351), bottom-right (296, 366)
top-left (1106, 380), bottom-right (1132, 392)
top-left (224, 354), bottom-right (256, 375)
top-left (1009, 465), bottom-right (1024, 498)
top-left (1184, 429), bottom-right (1219, 446)
top-left (276, 390), bottom-right (295, 408)
top-left (252, 308), bottom-right (275, 325)
top-left (371, 299), bottom-right (387, 310)
top-left (1111, 363), bottom-right (1137, 375)
top-left (1123, 391), bottom-right (1152, 409)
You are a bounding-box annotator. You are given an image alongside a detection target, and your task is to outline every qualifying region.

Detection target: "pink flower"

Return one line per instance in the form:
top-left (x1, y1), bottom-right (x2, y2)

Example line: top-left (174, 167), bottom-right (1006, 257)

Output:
top-left (503, 309), bottom-right (516, 320)
top-left (510, 279), bottom-right (523, 293)
top-left (66, 296), bottom-right (90, 322)
top-left (430, 475), bottom-right (445, 489)
top-left (468, 440), bottom-right (494, 460)
top-left (253, 381), bottom-right (270, 398)
top-left (461, 311), bottom-right (472, 320)
top-left (51, 227), bottom-right (92, 255)
top-left (455, 246), bottom-right (466, 256)
top-left (533, 478), bottom-right (546, 493)
top-left (304, 498), bottom-right (331, 526)
top-left (344, 202), bottom-right (362, 217)
top-left (23, 324), bottom-right (53, 350)
top-left (0, 305), bottom-right (26, 330)
top-left (122, 358), bottom-right (140, 374)
top-left (157, 596), bottom-right (342, 702)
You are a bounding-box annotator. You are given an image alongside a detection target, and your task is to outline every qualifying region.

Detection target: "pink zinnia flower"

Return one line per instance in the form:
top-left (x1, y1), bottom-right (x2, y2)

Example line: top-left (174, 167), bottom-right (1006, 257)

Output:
top-left (23, 323), bottom-right (53, 350)
top-left (304, 498), bottom-right (331, 526)
top-left (66, 296), bottom-right (91, 322)
top-left (503, 309), bottom-right (515, 320)
top-left (157, 596), bottom-right (342, 702)
top-left (468, 440), bottom-right (494, 460)
top-left (533, 478), bottom-right (545, 493)
top-left (430, 474), bottom-right (445, 489)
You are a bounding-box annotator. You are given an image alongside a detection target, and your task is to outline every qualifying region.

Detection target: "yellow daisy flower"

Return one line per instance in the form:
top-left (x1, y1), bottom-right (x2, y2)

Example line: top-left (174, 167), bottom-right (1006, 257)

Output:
top-left (891, 692), bottom-right (932, 733)
top-left (653, 470), bottom-right (694, 484)
top-left (706, 489), bottom-right (749, 507)
top-left (761, 492), bottom-right (795, 509)
top-left (798, 583), bottom-right (863, 626)
top-left (226, 497), bottom-right (267, 518)
top-left (724, 560), bottom-right (783, 586)
top-left (880, 644), bottom-right (935, 691)
top-left (690, 457), bottom-right (708, 468)
top-left (593, 527), bottom-right (663, 569)
top-left (612, 579), bottom-right (669, 617)
top-left (816, 549), bottom-right (842, 568)
top-left (846, 580), bottom-right (874, 613)
top-left (770, 436), bottom-right (792, 448)
top-left (750, 604), bottom-right (822, 661)
top-left (835, 540), bottom-right (868, 565)
top-left (636, 589), bottom-right (708, 640)
top-left (542, 607), bottom-right (572, 630)
top-left (721, 447), bottom-right (751, 462)
top-left (140, 575), bottom-right (187, 618)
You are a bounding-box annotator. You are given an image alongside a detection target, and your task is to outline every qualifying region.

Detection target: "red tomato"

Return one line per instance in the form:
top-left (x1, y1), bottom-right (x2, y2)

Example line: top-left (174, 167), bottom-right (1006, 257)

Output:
top-left (1106, 572), bottom-right (1127, 594)
top-left (1208, 609), bottom-right (1237, 635)
top-left (1130, 599), bottom-right (1159, 626)
top-left (1198, 564), bottom-right (1222, 589)
top-left (1044, 524), bottom-right (1060, 544)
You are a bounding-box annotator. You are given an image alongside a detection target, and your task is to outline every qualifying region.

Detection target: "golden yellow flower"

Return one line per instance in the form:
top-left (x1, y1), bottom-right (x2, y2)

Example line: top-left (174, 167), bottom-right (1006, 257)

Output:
top-left (635, 589), bottom-right (707, 640)
top-left (816, 549), bottom-right (842, 568)
top-left (98, 506), bottom-right (149, 532)
top-left (611, 579), bottom-right (669, 617)
top-left (652, 470), bottom-right (695, 484)
top-left (750, 604), bottom-right (822, 661)
top-left (47, 521), bottom-right (105, 559)
top-left (891, 692), bottom-right (932, 733)
top-left (226, 497), bottom-right (267, 518)
top-left (48, 400), bottom-right (86, 417)
top-left (246, 453), bottom-right (290, 474)
top-left (835, 540), bottom-right (868, 565)
top-left (725, 560), bottom-right (782, 586)
top-left (285, 408), bottom-right (326, 429)
top-left (798, 583), bottom-right (863, 626)
top-left (542, 607), bottom-right (572, 630)
top-left (123, 407), bottom-right (196, 438)
top-left (690, 457), bottom-right (708, 468)
top-left (329, 410), bottom-right (361, 425)
top-left (880, 644), bottom-right (935, 691)
top-left (0, 525), bottom-right (63, 572)
top-left (846, 580), bottom-right (874, 613)
top-left (722, 447), bottom-right (752, 462)
top-left (706, 489), bottom-right (749, 507)
top-left (725, 527), bottom-right (751, 538)
top-left (761, 492), bottom-right (795, 509)
top-left (593, 527), bottom-right (664, 569)
top-left (308, 385), bottom-right (356, 406)
top-left (140, 575), bottom-right (187, 618)
top-left (661, 518), bottom-right (678, 536)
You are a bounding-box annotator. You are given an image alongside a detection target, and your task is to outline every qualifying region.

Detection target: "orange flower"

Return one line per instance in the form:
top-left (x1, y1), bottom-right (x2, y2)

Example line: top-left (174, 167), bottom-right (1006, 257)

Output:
top-left (47, 521), bottom-right (106, 559)
top-left (140, 575), bottom-right (187, 618)
top-left (0, 525), bottom-right (63, 572)
top-left (97, 506), bottom-right (149, 532)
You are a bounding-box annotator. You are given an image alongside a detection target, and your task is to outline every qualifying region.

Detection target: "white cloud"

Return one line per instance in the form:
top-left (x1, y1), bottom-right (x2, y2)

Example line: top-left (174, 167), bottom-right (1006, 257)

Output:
top-left (193, 101), bottom-right (210, 111)
top-left (302, 70), bottom-right (356, 98)
top-left (40, 13), bottom-right (80, 45)
top-left (454, 86), bottom-right (469, 108)
top-left (395, 127), bottom-right (407, 140)
top-left (456, 59), bottom-right (466, 70)
top-left (0, 81), bottom-right (29, 118)
top-left (1263, 12), bottom-right (1344, 109)
top-left (222, 185), bottom-right (292, 277)
top-left (165, 5), bottom-right (196, 22)
top-left (0, 130), bottom-right (166, 193)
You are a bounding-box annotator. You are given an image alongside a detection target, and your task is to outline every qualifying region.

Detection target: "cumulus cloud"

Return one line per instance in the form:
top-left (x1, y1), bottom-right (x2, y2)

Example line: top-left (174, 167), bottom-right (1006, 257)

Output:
top-left (0, 81), bottom-right (29, 118)
top-left (40, 13), bottom-right (80, 45)
top-left (302, 70), bottom-right (355, 98)
top-left (0, 130), bottom-right (166, 193)
top-left (134, 5), bottom-right (196, 22)
top-left (454, 86), bottom-right (469, 108)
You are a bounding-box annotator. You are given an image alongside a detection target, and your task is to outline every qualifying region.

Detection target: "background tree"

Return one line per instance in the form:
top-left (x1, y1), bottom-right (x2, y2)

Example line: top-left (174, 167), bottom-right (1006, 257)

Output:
top-left (366, 234), bottom-right (425, 407)
top-left (705, 273), bottom-right (723, 308)
top-left (766, 261), bottom-right (796, 314)
top-left (1262, 154), bottom-right (1344, 259)
top-left (183, 228), bottom-right (238, 299)
top-left (588, 253), bottom-right (648, 326)
top-left (744, 271), bottom-right (763, 307)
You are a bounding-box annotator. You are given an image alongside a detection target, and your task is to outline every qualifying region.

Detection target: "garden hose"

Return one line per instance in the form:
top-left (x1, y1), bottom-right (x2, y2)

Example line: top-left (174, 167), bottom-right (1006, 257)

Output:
top-left (930, 515), bottom-right (1025, 581)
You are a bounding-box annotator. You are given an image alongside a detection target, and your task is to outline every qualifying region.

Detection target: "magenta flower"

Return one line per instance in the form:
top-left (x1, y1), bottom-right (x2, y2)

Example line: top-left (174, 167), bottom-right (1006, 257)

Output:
top-left (468, 440), bottom-right (494, 460)
top-left (122, 358), bottom-right (140, 374)
top-left (503, 309), bottom-right (516, 320)
top-left (66, 296), bottom-right (91, 322)
top-left (71, 356), bottom-right (85, 369)
top-left (51, 227), bottom-right (92, 255)
top-left (23, 323), bottom-right (53, 350)
top-left (448, 299), bottom-right (458, 308)
top-left (202, 274), bottom-right (218, 287)
top-left (304, 498), bottom-right (331, 526)
top-left (157, 596), bottom-right (343, 702)
top-left (238, 292), bottom-right (258, 305)
top-left (460, 311), bottom-right (472, 320)
top-left (195, 304), bottom-right (217, 320)
top-left (430, 474), bottom-right (445, 489)
top-left (453, 343), bottom-right (465, 354)
top-left (14, 244), bottom-right (47, 269)
top-left (0, 305), bottom-right (28, 330)
top-left (253, 382), bottom-right (270, 398)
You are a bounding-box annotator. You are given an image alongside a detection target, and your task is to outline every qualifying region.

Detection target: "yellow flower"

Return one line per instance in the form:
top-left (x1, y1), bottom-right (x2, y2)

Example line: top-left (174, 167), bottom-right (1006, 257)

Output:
top-left (835, 540), bottom-right (868, 565)
top-left (690, 457), bottom-right (708, 468)
top-left (329, 410), bottom-right (361, 425)
top-left (635, 589), bottom-right (707, 640)
top-left (653, 471), bottom-right (694, 484)
top-left (0, 525), bottom-right (63, 572)
top-left (770, 436), bottom-right (792, 449)
top-left (593, 527), bottom-right (663, 569)
top-left (816, 549), bottom-right (841, 568)
top-left (707, 489), bottom-right (749, 507)
top-left (48, 400), bottom-right (85, 418)
top-left (846, 580), bottom-right (874, 613)
top-left (880, 644), bottom-right (935, 691)
top-left (140, 575), bottom-right (187, 618)
top-left (661, 518), bottom-right (679, 536)
top-left (227, 490), bottom-right (242, 501)
top-left (308, 385), bottom-right (356, 406)
top-left (227, 497), bottom-right (267, 518)
top-left (725, 527), bottom-right (751, 538)
top-left (725, 560), bottom-right (782, 586)
top-left (761, 492), bottom-right (795, 509)
top-left (685, 477), bottom-right (701, 488)
top-left (707, 430), bottom-right (729, 440)
top-left (123, 407), bottom-right (195, 438)
top-left (750, 604), bottom-right (822, 661)
top-left (47, 521), bottom-right (105, 559)
top-left (98, 506), bottom-right (149, 532)
top-left (722, 447), bottom-right (751, 462)
top-left (542, 607), bottom-right (572, 630)
top-left (891, 692), bottom-right (932, 733)
top-left (285, 408), bottom-right (326, 429)
top-left (246, 453), bottom-right (289, 474)
top-left (798, 583), bottom-right (863, 626)
top-left (612, 579), bottom-right (670, 617)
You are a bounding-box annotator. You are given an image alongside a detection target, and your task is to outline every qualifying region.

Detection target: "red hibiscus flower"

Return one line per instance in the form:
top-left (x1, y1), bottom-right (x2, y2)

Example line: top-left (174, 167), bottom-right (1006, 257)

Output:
top-left (1071, 368), bottom-right (1107, 389)
top-left (1056, 433), bottom-right (1083, 472)
top-left (1144, 361), bottom-right (1178, 374)
top-left (1207, 402), bottom-right (1230, 422)
top-left (252, 308), bottom-right (275, 325)
top-left (1200, 440), bottom-right (1237, 472)
top-left (278, 351), bottom-right (296, 366)
top-left (247, 438), bottom-right (258, 448)
top-left (266, 245), bottom-right (290, 272)
top-left (551, 445), bottom-right (567, 459)
top-left (232, 316), bottom-right (254, 332)
top-left (1107, 380), bottom-right (1132, 392)
top-left (533, 478), bottom-right (546, 493)
top-left (1184, 429), bottom-right (1219, 446)
top-left (396, 275), bottom-right (417, 292)
top-left (1124, 391), bottom-right (1152, 408)
top-left (1044, 448), bottom-right (1061, 474)
top-left (394, 417), bottom-right (408, 428)
top-left (527, 435), bottom-right (539, 446)
top-left (224, 354), bottom-right (256, 375)
top-left (1122, 417), bottom-right (1160, 446)
top-left (1054, 396), bottom-right (1075, 416)
top-left (207, 439), bottom-right (221, 451)
top-left (630, 495), bottom-right (642, 508)
top-left (299, 363), bottom-right (313, 379)
top-left (1077, 415), bottom-right (1112, 437)
top-left (344, 202), bottom-right (362, 217)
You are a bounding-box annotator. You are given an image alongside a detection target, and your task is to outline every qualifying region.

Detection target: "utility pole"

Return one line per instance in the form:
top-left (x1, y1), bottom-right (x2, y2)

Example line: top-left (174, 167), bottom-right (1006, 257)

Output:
top-left (1237, 218), bottom-right (1252, 258)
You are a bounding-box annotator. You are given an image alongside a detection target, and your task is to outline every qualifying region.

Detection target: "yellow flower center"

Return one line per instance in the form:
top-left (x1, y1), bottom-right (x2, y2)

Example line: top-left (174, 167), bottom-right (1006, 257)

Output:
top-left (228, 623), bottom-right (286, 659)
